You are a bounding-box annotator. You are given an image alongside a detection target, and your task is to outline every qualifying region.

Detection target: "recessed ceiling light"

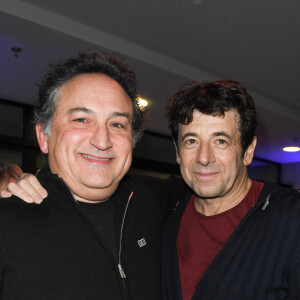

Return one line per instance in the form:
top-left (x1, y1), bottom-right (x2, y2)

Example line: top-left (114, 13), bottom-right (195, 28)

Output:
top-left (137, 97), bottom-right (149, 110)
top-left (283, 146), bottom-right (300, 152)
top-left (11, 47), bottom-right (22, 57)
top-left (283, 137), bottom-right (300, 152)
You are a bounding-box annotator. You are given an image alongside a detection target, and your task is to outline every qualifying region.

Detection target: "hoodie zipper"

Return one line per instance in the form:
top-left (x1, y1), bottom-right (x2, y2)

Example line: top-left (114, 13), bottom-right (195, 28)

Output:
top-left (117, 191), bottom-right (133, 298)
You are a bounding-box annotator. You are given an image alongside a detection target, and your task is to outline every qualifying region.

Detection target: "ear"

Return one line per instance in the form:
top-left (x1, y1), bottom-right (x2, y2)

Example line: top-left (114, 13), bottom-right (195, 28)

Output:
top-left (243, 136), bottom-right (257, 166)
top-left (36, 124), bottom-right (49, 154)
top-left (173, 140), bottom-right (181, 165)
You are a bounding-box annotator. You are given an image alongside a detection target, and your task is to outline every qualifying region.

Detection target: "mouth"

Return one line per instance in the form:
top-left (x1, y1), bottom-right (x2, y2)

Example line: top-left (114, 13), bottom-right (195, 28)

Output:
top-left (194, 171), bottom-right (219, 179)
top-left (81, 153), bottom-right (112, 163)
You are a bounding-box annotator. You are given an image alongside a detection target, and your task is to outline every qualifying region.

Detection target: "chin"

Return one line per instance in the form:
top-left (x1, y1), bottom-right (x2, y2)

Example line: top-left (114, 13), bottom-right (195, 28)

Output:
top-left (90, 181), bottom-right (113, 189)
top-left (194, 188), bottom-right (219, 199)
top-left (78, 177), bottom-right (110, 188)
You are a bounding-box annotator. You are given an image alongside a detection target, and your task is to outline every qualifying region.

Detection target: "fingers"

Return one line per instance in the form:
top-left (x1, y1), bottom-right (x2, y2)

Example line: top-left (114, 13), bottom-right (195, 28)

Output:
top-left (6, 173), bottom-right (48, 204)
top-left (0, 190), bottom-right (12, 198)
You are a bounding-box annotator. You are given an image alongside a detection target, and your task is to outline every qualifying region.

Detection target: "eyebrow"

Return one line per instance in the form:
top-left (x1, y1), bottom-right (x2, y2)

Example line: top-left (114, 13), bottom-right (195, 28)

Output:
top-left (214, 131), bottom-right (232, 140)
top-left (68, 107), bottom-right (91, 114)
top-left (112, 111), bottom-right (131, 120)
top-left (68, 107), bottom-right (131, 120)
top-left (181, 131), bottom-right (232, 142)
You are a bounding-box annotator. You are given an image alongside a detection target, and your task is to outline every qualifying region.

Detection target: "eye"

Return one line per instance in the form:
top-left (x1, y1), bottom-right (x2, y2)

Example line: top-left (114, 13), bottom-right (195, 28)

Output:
top-left (186, 139), bottom-right (196, 145)
top-left (217, 139), bottom-right (227, 145)
top-left (183, 138), bottom-right (198, 148)
top-left (74, 118), bottom-right (87, 123)
top-left (215, 138), bottom-right (229, 149)
top-left (112, 122), bottom-right (125, 129)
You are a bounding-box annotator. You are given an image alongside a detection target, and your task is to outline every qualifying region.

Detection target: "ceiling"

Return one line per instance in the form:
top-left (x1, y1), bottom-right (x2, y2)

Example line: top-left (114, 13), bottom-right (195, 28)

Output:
top-left (0, 0), bottom-right (299, 164)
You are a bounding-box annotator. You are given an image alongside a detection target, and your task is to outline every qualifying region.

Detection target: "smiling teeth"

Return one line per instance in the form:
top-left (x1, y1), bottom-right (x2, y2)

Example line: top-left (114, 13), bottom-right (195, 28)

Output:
top-left (82, 154), bottom-right (110, 161)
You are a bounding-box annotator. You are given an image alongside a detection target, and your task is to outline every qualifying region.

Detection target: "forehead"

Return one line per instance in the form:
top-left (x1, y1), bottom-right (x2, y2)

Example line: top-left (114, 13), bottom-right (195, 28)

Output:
top-left (179, 110), bottom-right (240, 136)
top-left (57, 74), bottom-right (132, 112)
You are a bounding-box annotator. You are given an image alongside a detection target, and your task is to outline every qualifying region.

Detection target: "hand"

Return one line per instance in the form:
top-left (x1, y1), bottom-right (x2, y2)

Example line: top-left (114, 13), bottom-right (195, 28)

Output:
top-left (0, 173), bottom-right (47, 204)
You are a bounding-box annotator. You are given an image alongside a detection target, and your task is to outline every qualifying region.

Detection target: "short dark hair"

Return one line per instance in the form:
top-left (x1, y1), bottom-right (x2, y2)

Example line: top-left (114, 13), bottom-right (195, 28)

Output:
top-left (35, 50), bottom-right (145, 145)
top-left (166, 79), bottom-right (257, 155)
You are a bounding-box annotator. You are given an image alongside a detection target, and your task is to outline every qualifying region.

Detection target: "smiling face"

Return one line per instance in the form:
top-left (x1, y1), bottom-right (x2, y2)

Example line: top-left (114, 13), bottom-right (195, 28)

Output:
top-left (36, 74), bottom-right (133, 203)
top-left (176, 110), bottom-right (256, 207)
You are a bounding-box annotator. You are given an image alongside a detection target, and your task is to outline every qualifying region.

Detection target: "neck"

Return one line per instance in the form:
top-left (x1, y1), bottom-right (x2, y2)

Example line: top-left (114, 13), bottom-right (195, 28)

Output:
top-left (194, 176), bottom-right (252, 216)
top-left (73, 194), bottom-right (111, 203)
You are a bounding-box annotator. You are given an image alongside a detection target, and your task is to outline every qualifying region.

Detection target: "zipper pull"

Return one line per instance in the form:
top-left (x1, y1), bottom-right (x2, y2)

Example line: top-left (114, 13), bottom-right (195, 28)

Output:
top-left (262, 195), bottom-right (270, 211)
top-left (118, 264), bottom-right (126, 278)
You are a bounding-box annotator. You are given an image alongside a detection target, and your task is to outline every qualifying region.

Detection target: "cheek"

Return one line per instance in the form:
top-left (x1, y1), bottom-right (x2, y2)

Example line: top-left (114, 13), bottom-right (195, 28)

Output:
top-left (112, 134), bottom-right (133, 153)
top-left (214, 150), bottom-right (228, 163)
top-left (179, 152), bottom-right (193, 174)
top-left (114, 137), bottom-right (133, 172)
top-left (58, 129), bottom-right (89, 148)
top-left (122, 141), bottom-right (133, 159)
top-left (215, 147), bottom-right (237, 164)
top-left (218, 150), bottom-right (243, 178)
top-left (47, 130), bottom-right (78, 159)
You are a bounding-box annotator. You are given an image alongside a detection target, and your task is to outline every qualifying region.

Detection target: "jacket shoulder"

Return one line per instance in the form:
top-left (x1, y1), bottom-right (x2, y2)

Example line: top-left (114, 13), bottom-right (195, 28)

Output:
top-left (120, 174), bottom-right (189, 214)
top-left (260, 182), bottom-right (300, 213)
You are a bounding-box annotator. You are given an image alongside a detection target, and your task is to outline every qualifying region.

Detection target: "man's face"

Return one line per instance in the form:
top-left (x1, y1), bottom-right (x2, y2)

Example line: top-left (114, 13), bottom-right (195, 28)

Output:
top-left (36, 74), bottom-right (133, 202)
top-left (176, 110), bottom-right (256, 201)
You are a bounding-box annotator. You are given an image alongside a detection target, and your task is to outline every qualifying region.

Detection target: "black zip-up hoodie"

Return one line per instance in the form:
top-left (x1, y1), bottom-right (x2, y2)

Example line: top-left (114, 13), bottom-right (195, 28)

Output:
top-left (0, 167), bottom-right (187, 300)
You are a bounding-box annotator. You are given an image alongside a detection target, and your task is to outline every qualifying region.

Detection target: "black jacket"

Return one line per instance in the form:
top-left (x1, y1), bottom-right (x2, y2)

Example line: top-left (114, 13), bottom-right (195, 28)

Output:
top-left (0, 167), bottom-right (187, 300)
top-left (162, 183), bottom-right (300, 300)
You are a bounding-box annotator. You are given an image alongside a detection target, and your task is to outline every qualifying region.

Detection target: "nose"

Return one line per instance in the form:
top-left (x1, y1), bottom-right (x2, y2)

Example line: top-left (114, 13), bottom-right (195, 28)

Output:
top-left (196, 142), bottom-right (215, 166)
top-left (90, 125), bottom-right (113, 151)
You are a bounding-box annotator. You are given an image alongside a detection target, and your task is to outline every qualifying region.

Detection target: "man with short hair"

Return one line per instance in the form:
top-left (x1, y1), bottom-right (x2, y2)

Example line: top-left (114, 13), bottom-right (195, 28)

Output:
top-left (162, 80), bottom-right (300, 299)
top-left (0, 50), bottom-right (186, 299)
